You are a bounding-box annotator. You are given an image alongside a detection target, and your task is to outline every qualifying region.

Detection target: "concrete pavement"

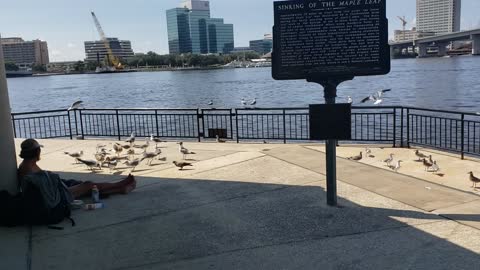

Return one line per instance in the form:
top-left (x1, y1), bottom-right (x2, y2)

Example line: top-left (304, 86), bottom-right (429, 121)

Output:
top-left (1, 139), bottom-right (480, 270)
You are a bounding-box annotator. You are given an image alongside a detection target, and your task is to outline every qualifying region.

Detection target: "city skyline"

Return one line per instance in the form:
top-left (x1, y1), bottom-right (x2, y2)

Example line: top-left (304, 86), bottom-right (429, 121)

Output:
top-left (1, 0), bottom-right (480, 62)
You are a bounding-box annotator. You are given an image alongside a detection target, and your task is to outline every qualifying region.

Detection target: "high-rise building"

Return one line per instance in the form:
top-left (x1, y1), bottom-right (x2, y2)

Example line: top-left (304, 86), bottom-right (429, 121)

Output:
top-left (416, 0), bottom-right (461, 35)
top-left (84, 38), bottom-right (134, 63)
top-left (167, 0), bottom-right (234, 54)
top-left (1, 38), bottom-right (49, 67)
top-left (249, 34), bottom-right (273, 55)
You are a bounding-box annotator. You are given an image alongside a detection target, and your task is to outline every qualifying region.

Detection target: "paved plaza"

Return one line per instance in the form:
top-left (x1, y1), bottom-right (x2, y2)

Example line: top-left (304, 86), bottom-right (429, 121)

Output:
top-left (1, 139), bottom-right (480, 269)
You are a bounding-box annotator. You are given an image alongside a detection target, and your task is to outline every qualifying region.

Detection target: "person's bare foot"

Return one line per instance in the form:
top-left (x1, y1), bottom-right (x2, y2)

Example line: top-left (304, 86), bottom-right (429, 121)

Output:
top-left (121, 179), bottom-right (136, 194)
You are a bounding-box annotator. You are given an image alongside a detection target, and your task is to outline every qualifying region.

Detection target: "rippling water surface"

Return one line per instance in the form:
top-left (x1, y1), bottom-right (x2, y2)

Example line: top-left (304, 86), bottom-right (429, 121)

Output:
top-left (7, 56), bottom-right (480, 113)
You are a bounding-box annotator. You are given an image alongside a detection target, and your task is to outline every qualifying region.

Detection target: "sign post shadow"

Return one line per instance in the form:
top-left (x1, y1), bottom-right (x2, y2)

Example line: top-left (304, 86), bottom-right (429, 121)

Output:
top-left (272, 0), bottom-right (390, 206)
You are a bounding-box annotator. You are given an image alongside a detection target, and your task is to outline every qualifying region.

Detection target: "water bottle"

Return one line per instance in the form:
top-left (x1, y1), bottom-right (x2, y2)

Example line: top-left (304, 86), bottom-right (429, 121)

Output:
top-left (91, 185), bottom-right (100, 203)
top-left (84, 203), bottom-right (104, 210)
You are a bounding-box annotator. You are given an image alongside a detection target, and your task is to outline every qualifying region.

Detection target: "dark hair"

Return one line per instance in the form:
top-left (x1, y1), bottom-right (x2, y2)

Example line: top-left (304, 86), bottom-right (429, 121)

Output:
top-left (20, 139), bottom-right (42, 160)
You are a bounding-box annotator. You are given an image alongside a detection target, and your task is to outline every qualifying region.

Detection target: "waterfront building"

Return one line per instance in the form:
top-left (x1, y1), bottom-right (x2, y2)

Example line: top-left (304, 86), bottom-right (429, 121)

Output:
top-left (393, 27), bottom-right (436, 42)
top-left (416, 0), bottom-right (461, 35)
top-left (166, 0), bottom-right (234, 54)
top-left (249, 34), bottom-right (273, 55)
top-left (232, 47), bottom-right (255, 53)
top-left (1, 38), bottom-right (49, 67)
top-left (46, 61), bottom-right (78, 73)
top-left (84, 38), bottom-right (134, 63)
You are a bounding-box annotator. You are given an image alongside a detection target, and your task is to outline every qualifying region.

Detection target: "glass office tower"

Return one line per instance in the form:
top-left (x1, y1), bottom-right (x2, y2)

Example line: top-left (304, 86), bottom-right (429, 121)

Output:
top-left (167, 0), bottom-right (234, 54)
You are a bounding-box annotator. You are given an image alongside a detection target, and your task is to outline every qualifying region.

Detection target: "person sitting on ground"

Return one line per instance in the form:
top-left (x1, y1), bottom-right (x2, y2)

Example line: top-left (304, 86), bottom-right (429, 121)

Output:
top-left (17, 138), bottom-right (136, 200)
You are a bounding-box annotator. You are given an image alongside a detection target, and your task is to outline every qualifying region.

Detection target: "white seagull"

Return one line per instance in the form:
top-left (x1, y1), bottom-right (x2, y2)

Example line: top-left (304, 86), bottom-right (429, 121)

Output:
top-left (208, 100), bottom-right (214, 106)
top-left (347, 96), bottom-right (353, 104)
top-left (125, 132), bottom-right (136, 145)
top-left (178, 142), bottom-right (196, 160)
top-left (68, 101), bottom-right (83, 111)
top-left (361, 89), bottom-right (391, 105)
top-left (250, 98), bottom-right (257, 106)
top-left (383, 153), bottom-right (394, 166)
top-left (241, 98), bottom-right (247, 107)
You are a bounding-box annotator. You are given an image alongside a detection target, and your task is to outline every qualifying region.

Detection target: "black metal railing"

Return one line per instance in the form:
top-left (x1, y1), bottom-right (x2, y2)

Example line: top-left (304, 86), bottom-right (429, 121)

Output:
top-left (10, 106), bottom-right (480, 159)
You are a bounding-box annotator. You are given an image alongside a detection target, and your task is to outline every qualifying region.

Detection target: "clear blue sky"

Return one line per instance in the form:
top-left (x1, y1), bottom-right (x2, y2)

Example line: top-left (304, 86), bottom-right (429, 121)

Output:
top-left (1, 0), bottom-right (479, 61)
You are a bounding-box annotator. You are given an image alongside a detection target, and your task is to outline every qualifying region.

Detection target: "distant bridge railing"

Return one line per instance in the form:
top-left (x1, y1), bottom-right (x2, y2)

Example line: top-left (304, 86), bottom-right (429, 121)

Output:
top-left (10, 106), bottom-right (480, 159)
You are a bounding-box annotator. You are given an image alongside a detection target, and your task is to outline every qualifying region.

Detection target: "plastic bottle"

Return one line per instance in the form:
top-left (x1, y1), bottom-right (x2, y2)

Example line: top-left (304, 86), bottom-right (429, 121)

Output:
top-left (91, 185), bottom-right (100, 203)
top-left (84, 203), bottom-right (104, 210)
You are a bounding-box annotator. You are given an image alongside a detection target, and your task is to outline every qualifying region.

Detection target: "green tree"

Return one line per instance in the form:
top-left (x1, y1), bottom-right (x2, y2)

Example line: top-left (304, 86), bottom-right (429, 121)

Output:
top-left (5, 62), bottom-right (19, 71)
top-left (32, 64), bottom-right (46, 72)
top-left (73, 61), bottom-right (85, 72)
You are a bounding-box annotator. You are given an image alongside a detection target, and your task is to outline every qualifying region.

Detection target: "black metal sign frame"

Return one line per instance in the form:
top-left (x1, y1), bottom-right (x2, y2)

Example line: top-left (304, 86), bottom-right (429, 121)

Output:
top-left (272, 0), bottom-right (390, 80)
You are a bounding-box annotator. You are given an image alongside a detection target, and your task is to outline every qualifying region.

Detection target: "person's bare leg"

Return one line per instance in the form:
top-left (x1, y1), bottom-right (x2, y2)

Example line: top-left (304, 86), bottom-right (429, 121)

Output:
top-left (68, 175), bottom-right (136, 199)
top-left (69, 182), bottom-right (95, 199)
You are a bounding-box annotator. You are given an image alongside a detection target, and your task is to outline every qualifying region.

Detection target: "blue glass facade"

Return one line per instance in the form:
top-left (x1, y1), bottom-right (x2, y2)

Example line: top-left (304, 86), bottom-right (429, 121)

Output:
top-left (166, 1), bottom-right (234, 55)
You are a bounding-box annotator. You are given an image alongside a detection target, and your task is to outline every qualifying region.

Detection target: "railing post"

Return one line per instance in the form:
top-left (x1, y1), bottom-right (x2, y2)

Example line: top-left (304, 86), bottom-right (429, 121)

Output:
top-left (197, 109), bottom-right (201, 142)
top-left (79, 110), bottom-right (84, 139)
top-left (74, 109), bottom-right (78, 136)
top-left (283, 109), bottom-right (287, 144)
top-left (461, 113), bottom-right (465, 160)
top-left (155, 110), bottom-right (159, 137)
top-left (230, 109), bottom-right (234, 140)
top-left (11, 114), bottom-right (16, 138)
top-left (67, 110), bottom-right (73, 140)
top-left (235, 109), bottom-right (239, 143)
top-left (406, 108), bottom-right (410, 148)
top-left (393, 108), bottom-right (397, 148)
top-left (400, 107), bottom-right (404, 147)
top-left (116, 110), bottom-right (121, 141)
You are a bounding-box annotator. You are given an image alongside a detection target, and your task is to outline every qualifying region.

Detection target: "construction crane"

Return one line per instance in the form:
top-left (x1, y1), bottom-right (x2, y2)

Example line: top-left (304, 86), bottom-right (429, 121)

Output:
top-left (397, 16), bottom-right (408, 41)
top-left (91, 11), bottom-right (123, 70)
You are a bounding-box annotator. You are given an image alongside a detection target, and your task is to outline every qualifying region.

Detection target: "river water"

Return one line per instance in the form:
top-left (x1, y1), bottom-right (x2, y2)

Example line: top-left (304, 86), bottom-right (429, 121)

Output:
top-left (7, 56), bottom-right (480, 113)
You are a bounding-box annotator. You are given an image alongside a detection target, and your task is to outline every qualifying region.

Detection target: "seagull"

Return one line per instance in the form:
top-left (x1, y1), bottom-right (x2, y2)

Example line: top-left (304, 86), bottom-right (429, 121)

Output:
top-left (142, 149), bottom-right (162, 166)
top-left (393, 160), bottom-right (402, 172)
top-left (347, 96), bottom-right (353, 104)
top-left (469, 172), bottom-right (480, 188)
top-left (122, 144), bottom-right (132, 150)
top-left (476, 112), bottom-right (480, 116)
top-left (127, 149), bottom-right (136, 159)
top-left (113, 143), bottom-right (123, 157)
top-left (178, 142), bottom-right (196, 159)
top-left (208, 100), bottom-right (214, 106)
top-left (134, 139), bottom-right (150, 153)
top-left (104, 157), bottom-right (118, 172)
top-left (123, 159), bottom-right (142, 172)
top-left (423, 158), bottom-right (433, 171)
top-left (94, 152), bottom-right (106, 167)
top-left (365, 148), bottom-right (375, 158)
top-left (428, 155), bottom-right (434, 164)
top-left (241, 98), bottom-right (247, 107)
top-left (361, 89), bottom-right (391, 105)
top-left (150, 134), bottom-right (165, 148)
top-left (216, 135), bottom-right (226, 143)
top-left (67, 100), bottom-right (83, 111)
top-left (250, 98), bottom-right (257, 106)
top-left (125, 132), bottom-right (136, 145)
top-left (65, 151), bottom-right (84, 163)
top-left (173, 161), bottom-right (193, 170)
top-left (348, 152), bottom-right (363, 161)
top-left (96, 143), bottom-right (107, 152)
top-left (429, 160), bottom-right (440, 173)
top-left (415, 150), bottom-right (428, 161)
top-left (76, 158), bottom-right (101, 171)
top-left (383, 153), bottom-right (394, 166)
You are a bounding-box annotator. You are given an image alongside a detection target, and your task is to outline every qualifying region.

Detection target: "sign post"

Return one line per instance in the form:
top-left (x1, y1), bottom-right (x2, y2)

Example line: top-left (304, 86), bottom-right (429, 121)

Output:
top-left (272, 0), bottom-right (390, 206)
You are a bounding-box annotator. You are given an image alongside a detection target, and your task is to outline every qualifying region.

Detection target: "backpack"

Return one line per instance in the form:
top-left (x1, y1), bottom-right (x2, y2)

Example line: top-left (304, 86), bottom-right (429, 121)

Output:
top-left (22, 173), bottom-right (75, 229)
top-left (0, 190), bottom-right (24, 227)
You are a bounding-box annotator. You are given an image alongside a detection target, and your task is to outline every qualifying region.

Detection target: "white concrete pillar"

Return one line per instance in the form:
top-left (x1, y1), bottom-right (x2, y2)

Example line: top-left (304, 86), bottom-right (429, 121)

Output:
top-left (437, 43), bottom-right (448, 57)
top-left (417, 43), bottom-right (428, 58)
top-left (0, 37), bottom-right (19, 194)
top-left (472, 35), bottom-right (480, 55)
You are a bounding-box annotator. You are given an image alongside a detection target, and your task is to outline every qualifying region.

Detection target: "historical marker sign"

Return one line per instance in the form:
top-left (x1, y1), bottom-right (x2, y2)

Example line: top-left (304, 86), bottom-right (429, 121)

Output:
top-left (272, 0), bottom-right (390, 80)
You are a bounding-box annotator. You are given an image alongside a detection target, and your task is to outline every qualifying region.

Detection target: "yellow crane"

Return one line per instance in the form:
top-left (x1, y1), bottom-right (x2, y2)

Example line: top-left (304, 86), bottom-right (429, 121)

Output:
top-left (397, 16), bottom-right (408, 41)
top-left (91, 11), bottom-right (123, 70)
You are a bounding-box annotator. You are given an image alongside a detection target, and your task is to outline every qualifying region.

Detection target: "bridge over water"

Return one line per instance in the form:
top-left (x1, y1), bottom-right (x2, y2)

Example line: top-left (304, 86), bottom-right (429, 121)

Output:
top-left (389, 28), bottom-right (480, 58)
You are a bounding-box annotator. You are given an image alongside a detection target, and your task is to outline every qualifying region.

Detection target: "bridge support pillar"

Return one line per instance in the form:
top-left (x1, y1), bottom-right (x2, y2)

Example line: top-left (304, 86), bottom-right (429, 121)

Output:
top-left (0, 37), bottom-right (18, 194)
top-left (437, 43), bottom-right (448, 57)
top-left (472, 35), bottom-right (480, 55)
top-left (417, 44), bottom-right (428, 58)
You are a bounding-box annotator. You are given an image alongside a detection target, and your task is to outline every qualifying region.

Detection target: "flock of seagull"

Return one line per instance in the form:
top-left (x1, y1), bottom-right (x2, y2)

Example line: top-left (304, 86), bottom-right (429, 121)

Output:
top-left (64, 133), bottom-right (210, 173)
top-left (346, 89), bottom-right (392, 105)
top-left (347, 148), bottom-right (480, 189)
